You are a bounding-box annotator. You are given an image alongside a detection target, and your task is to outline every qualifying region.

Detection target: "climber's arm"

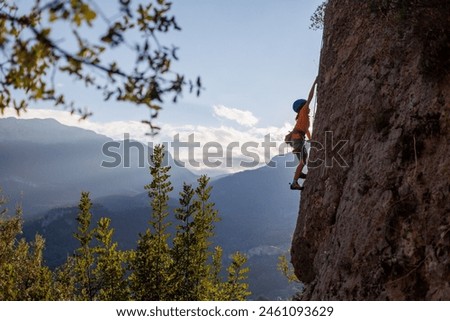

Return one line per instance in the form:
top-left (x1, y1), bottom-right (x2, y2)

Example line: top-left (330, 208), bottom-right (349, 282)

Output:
top-left (306, 76), bottom-right (318, 105)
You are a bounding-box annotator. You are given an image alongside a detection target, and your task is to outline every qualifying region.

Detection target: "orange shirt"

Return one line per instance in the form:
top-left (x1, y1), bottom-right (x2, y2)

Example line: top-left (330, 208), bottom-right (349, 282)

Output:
top-left (292, 104), bottom-right (310, 139)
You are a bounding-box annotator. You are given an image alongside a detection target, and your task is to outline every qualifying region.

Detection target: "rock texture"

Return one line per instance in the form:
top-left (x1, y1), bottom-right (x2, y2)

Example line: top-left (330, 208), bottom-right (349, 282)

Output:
top-left (291, 0), bottom-right (450, 300)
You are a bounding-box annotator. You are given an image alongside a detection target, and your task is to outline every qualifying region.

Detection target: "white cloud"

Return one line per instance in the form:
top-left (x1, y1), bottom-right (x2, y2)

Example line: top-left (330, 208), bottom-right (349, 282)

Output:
top-left (157, 121), bottom-right (294, 174)
top-left (213, 104), bottom-right (258, 127)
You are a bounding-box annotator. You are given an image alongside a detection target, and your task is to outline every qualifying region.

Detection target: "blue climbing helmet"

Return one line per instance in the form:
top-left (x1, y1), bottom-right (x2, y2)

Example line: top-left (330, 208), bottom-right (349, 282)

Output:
top-left (292, 99), bottom-right (307, 113)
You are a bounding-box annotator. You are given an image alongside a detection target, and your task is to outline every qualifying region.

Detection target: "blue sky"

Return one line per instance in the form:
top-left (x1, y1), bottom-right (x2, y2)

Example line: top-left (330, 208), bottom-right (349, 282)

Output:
top-left (3, 0), bottom-right (324, 175)
top-left (159, 0), bottom-right (322, 125)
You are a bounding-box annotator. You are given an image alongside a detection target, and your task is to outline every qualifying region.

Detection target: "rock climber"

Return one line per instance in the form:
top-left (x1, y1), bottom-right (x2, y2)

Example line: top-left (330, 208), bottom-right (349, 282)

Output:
top-left (288, 77), bottom-right (317, 190)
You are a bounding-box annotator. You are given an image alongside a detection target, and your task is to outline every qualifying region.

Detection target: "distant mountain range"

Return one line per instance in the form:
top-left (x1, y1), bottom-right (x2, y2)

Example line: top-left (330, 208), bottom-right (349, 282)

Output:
top-left (0, 117), bottom-right (196, 216)
top-left (1, 117), bottom-right (302, 300)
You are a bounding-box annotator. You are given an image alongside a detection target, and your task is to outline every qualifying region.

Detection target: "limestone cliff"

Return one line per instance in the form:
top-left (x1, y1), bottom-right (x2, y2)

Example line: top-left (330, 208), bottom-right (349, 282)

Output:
top-left (291, 0), bottom-right (449, 300)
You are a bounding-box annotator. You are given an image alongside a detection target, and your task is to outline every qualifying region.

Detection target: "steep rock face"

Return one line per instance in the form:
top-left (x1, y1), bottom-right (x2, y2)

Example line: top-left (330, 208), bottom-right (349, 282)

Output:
top-left (291, 0), bottom-right (449, 300)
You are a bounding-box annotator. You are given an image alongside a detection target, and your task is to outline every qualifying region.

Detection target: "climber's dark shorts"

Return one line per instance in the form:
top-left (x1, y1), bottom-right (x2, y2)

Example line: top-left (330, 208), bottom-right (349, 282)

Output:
top-left (292, 138), bottom-right (308, 163)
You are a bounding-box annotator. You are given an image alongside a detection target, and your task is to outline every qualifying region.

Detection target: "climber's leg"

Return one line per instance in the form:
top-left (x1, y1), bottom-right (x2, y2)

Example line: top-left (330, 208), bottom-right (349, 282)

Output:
top-left (291, 139), bottom-right (308, 190)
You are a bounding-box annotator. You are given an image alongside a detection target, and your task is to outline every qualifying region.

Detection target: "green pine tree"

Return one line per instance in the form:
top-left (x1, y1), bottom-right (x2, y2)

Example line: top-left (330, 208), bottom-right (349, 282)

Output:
top-left (191, 175), bottom-right (221, 299)
top-left (72, 192), bottom-right (97, 300)
top-left (93, 217), bottom-right (129, 300)
top-left (0, 190), bottom-right (53, 300)
top-left (171, 183), bottom-right (197, 300)
top-left (171, 175), bottom-right (250, 301)
top-left (53, 256), bottom-right (77, 300)
top-left (277, 253), bottom-right (300, 283)
top-left (199, 246), bottom-right (226, 300)
top-left (57, 192), bottom-right (129, 300)
top-left (224, 252), bottom-right (251, 301)
top-left (129, 144), bottom-right (174, 300)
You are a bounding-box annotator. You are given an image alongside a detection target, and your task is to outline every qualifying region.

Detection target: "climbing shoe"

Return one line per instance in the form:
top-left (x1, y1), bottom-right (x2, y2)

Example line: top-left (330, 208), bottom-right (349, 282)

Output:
top-left (290, 181), bottom-right (304, 190)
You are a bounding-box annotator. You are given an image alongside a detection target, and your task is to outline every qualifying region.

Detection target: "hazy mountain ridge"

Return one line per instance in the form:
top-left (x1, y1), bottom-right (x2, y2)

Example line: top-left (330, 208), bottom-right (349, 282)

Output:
top-left (0, 117), bottom-right (197, 215)
top-left (0, 117), bottom-right (109, 143)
